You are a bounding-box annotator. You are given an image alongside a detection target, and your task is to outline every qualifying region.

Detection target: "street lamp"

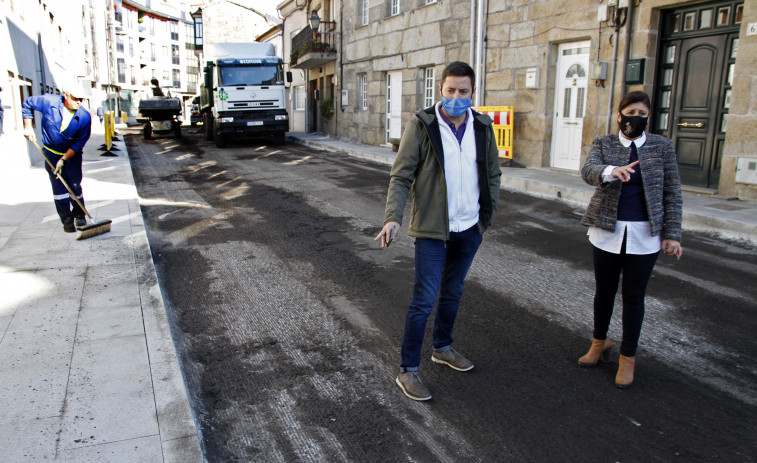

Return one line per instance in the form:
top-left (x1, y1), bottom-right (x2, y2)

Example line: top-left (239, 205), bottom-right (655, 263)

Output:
top-left (309, 11), bottom-right (320, 31)
top-left (309, 11), bottom-right (336, 32)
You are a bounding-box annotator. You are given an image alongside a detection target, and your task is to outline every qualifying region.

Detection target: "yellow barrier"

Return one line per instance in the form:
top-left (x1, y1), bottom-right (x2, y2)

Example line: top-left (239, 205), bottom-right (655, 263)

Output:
top-left (475, 106), bottom-right (513, 159)
top-left (104, 112), bottom-right (112, 151)
top-left (109, 110), bottom-right (116, 144)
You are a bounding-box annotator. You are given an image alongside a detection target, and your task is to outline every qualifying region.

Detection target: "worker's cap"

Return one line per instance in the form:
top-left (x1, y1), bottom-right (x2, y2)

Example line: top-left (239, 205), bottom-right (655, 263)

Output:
top-left (66, 79), bottom-right (91, 99)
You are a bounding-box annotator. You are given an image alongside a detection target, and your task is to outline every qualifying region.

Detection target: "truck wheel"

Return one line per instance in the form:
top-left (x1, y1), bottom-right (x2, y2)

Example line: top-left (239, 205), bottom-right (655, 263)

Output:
top-left (144, 123), bottom-right (152, 140)
top-left (214, 127), bottom-right (226, 148)
top-left (204, 113), bottom-right (214, 141)
top-left (173, 122), bottom-right (182, 138)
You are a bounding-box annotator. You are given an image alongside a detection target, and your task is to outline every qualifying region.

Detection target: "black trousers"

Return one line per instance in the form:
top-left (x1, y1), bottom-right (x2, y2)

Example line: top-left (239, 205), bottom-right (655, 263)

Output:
top-left (592, 243), bottom-right (659, 357)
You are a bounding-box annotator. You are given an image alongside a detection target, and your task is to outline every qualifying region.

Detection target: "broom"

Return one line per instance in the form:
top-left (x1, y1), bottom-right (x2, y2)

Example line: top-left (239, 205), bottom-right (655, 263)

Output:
top-left (30, 139), bottom-right (112, 240)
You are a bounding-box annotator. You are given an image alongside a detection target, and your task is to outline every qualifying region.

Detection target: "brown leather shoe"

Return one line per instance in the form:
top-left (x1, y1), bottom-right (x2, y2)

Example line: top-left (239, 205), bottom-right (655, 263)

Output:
top-left (615, 355), bottom-right (636, 388)
top-left (578, 338), bottom-right (612, 367)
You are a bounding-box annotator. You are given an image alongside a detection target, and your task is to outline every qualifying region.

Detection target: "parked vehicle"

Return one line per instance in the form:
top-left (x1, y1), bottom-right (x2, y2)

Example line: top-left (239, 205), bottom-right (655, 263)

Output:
top-left (200, 42), bottom-right (291, 147)
top-left (190, 96), bottom-right (202, 126)
top-left (137, 97), bottom-right (182, 139)
top-left (137, 79), bottom-right (182, 139)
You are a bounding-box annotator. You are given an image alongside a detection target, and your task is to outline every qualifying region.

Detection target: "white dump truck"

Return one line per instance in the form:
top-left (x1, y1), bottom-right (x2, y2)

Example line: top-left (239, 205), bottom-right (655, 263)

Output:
top-left (200, 42), bottom-right (291, 147)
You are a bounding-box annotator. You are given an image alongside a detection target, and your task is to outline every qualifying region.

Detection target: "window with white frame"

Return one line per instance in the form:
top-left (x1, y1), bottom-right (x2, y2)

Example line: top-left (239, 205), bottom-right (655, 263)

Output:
top-left (391, 0), bottom-right (399, 16)
top-left (361, 0), bottom-right (369, 25)
top-left (359, 74), bottom-right (368, 110)
top-left (424, 0), bottom-right (436, 4)
top-left (294, 85), bottom-right (306, 110)
top-left (423, 67), bottom-right (435, 108)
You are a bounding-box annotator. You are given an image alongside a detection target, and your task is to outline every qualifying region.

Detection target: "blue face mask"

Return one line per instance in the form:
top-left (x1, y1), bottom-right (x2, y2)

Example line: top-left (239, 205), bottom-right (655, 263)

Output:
top-left (441, 97), bottom-right (472, 118)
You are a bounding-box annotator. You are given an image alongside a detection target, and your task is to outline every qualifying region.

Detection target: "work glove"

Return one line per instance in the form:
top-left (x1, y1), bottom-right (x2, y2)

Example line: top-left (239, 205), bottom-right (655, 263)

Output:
top-left (23, 127), bottom-right (36, 143)
top-left (54, 158), bottom-right (65, 176)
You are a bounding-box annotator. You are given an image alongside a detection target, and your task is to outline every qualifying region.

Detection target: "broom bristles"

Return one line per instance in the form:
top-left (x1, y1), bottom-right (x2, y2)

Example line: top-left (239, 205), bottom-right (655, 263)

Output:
top-left (75, 220), bottom-right (113, 240)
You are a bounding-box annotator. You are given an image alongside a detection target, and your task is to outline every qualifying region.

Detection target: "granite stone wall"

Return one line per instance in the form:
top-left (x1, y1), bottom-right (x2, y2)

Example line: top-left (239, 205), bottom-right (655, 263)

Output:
top-left (330, 0), bottom-right (755, 198)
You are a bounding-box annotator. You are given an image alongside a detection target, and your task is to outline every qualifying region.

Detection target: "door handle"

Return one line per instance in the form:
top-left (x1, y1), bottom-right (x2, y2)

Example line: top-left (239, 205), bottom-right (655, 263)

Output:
top-left (677, 122), bottom-right (704, 128)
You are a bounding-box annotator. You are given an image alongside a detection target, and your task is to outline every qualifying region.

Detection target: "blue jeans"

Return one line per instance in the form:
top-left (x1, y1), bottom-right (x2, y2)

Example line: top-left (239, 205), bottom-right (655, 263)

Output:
top-left (400, 226), bottom-right (483, 370)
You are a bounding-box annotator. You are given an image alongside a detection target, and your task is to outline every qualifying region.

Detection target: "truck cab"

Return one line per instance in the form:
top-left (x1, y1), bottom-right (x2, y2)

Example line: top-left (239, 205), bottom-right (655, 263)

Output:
top-left (201, 43), bottom-right (291, 147)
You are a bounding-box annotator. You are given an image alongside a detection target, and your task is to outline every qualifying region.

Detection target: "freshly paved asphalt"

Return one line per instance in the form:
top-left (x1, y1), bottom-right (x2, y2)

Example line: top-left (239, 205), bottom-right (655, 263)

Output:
top-left (289, 132), bottom-right (757, 246)
top-left (0, 124), bottom-right (755, 462)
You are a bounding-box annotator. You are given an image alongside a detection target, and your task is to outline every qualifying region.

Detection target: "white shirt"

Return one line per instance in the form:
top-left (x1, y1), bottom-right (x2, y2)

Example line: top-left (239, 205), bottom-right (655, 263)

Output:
top-left (588, 131), bottom-right (662, 255)
top-left (435, 103), bottom-right (480, 233)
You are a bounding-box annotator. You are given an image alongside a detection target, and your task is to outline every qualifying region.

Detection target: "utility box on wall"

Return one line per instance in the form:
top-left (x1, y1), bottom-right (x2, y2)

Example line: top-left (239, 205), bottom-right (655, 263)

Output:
top-left (735, 157), bottom-right (757, 185)
top-left (626, 59), bottom-right (645, 84)
top-left (525, 68), bottom-right (539, 88)
top-left (590, 62), bottom-right (607, 80)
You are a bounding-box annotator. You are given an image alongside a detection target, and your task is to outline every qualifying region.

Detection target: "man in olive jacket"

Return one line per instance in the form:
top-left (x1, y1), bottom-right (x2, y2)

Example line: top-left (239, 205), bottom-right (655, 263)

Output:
top-left (375, 61), bottom-right (501, 401)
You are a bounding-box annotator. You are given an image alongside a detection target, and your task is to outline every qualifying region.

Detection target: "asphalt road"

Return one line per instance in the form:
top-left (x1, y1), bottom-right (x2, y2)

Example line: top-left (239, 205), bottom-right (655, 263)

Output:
top-left (125, 129), bottom-right (757, 463)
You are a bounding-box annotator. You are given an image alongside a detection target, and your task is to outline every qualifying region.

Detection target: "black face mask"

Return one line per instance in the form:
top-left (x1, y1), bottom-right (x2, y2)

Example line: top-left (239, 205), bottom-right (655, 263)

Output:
top-left (619, 114), bottom-right (648, 139)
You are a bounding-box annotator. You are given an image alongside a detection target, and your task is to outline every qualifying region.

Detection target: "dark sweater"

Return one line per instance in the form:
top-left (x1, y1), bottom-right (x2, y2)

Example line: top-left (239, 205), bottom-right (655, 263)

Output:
top-left (580, 133), bottom-right (683, 241)
top-left (617, 143), bottom-right (649, 222)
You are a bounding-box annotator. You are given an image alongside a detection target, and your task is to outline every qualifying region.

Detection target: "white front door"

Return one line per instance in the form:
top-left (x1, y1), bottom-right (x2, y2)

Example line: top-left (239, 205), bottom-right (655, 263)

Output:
top-left (386, 71), bottom-right (402, 143)
top-left (550, 41), bottom-right (590, 171)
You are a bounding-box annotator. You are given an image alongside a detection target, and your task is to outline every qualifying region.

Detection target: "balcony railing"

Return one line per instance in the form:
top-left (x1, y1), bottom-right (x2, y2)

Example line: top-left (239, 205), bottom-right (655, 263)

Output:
top-left (290, 25), bottom-right (337, 69)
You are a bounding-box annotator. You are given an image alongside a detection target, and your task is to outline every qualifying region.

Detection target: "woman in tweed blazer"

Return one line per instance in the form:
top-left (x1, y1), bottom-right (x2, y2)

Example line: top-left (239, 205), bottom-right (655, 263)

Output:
top-left (577, 91), bottom-right (683, 388)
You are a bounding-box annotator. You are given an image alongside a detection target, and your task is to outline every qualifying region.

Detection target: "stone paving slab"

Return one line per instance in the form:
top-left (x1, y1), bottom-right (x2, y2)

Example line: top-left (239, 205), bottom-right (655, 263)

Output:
top-left (0, 125), bottom-right (202, 462)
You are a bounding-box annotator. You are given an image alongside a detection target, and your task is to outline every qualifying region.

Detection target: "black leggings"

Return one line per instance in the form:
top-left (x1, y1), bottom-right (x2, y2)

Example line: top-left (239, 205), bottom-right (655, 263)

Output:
top-left (592, 244), bottom-right (659, 357)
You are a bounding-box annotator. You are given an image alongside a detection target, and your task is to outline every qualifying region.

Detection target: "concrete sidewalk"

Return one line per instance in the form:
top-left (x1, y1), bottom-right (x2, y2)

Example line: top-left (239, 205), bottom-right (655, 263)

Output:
top-left (289, 132), bottom-right (757, 246)
top-left (0, 126), bottom-right (202, 462)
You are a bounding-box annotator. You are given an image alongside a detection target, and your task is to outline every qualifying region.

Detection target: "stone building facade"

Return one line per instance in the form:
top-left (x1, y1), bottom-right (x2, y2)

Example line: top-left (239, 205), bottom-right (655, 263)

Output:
top-left (281, 0), bottom-right (756, 200)
top-left (198, 0), bottom-right (278, 47)
top-left (279, 0), bottom-right (340, 135)
top-left (117, 0), bottom-right (198, 123)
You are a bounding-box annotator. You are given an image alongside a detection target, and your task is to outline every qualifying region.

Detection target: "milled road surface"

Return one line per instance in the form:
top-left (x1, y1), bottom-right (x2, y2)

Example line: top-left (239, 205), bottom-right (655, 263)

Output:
top-left (126, 130), bottom-right (757, 462)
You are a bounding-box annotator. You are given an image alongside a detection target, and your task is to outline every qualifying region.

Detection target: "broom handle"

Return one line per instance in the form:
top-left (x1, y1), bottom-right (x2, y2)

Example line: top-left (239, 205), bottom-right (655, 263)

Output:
top-left (30, 139), bottom-right (94, 220)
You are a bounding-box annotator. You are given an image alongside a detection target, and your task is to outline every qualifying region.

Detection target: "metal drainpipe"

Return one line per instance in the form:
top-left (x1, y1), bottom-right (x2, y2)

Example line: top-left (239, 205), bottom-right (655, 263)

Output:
top-left (620, 0), bottom-right (634, 98)
top-left (306, 0), bottom-right (311, 133)
top-left (337, 0), bottom-right (344, 140)
top-left (306, 69), bottom-right (310, 132)
top-left (279, 11), bottom-right (290, 133)
top-left (605, 25), bottom-right (620, 134)
top-left (38, 33), bottom-right (46, 92)
top-left (469, 0), bottom-right (475, 65)
top-left (475, 0), bottom-right (484, 106)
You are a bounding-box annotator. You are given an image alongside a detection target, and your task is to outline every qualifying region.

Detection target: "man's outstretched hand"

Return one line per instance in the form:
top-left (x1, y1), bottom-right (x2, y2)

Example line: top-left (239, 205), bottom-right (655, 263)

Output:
top-left (374, 222), bottom-right (400, 248)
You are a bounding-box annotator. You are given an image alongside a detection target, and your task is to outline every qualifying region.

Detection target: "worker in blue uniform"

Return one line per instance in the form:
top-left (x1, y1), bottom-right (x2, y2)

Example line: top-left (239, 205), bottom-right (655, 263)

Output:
top-left (23, 85), bottom-right (92, 233)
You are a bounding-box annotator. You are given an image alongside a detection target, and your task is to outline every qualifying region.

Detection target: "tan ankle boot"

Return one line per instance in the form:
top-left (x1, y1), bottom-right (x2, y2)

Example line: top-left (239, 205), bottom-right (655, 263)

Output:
top-left (578, 338), bottom-right (612, 367)
top-left (615, 355), bottom-right (636, 388)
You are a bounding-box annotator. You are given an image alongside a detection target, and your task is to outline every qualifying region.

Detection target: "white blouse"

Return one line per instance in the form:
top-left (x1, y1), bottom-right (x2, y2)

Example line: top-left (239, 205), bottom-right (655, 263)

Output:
top-left (587, 132), bottom-right (662, 255)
